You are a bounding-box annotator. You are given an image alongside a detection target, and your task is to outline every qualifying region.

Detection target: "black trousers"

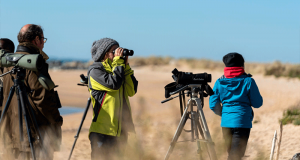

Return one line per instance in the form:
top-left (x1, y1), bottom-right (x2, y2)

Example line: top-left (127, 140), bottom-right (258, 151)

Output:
top-left (89, 132), bottom-right (128, 160)
top-left (222, 128), bottom-right (251, 160)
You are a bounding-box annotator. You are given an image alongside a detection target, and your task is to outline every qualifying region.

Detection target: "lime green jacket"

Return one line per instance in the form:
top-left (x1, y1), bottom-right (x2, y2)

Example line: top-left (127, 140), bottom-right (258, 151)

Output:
top-left (87, 56), bottom-right (138, 137)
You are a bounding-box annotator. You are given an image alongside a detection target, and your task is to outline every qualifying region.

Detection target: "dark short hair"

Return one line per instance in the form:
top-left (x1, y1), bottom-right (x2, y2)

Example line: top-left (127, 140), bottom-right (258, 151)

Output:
top-left (17, 24), bottom-right (43, 43)
top-left (0, 38), bottom-right (15, 52)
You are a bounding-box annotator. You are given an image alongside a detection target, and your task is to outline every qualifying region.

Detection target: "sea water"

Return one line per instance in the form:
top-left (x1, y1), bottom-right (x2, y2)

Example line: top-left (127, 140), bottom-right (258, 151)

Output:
top-left (59, 107), bottom-right (85, 115)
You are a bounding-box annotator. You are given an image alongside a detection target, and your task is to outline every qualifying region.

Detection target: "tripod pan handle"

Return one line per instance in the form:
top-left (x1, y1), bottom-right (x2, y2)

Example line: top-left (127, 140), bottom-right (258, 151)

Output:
top-left (161, 97), bottom-right (174, 103)
top-left (170, 85), bottom-right (189, 95)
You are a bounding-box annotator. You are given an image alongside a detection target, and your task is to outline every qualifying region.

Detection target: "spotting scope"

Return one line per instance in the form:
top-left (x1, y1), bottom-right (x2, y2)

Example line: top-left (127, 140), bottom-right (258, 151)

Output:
top-left (0, 48), bottom-right (43, 72)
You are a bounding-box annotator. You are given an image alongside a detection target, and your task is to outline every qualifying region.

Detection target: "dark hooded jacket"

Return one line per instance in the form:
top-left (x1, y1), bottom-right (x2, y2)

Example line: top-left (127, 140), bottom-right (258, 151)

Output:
top-left (0, 42), bottom-right (62, 152)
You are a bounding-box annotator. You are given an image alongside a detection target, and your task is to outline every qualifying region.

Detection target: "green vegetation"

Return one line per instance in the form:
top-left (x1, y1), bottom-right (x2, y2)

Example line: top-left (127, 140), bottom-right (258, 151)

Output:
top-left (265, 61), bottom-right (300, 79)
top-left (280, 102), bottom-right (300, 125)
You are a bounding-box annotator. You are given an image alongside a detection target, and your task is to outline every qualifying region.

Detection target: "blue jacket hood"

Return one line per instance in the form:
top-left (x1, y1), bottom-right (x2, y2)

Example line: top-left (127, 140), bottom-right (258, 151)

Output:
top-left (219, 78), bottom-right (244, 91)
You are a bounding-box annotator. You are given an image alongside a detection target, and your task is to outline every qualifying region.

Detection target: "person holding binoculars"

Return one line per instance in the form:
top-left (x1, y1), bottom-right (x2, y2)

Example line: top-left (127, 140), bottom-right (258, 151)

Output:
top-left (87, 38), bottom-right (138, 160)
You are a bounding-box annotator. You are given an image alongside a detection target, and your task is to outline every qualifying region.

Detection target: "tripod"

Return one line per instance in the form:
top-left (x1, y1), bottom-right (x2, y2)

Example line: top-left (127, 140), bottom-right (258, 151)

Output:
top-left (68, 97), bottom-right (91, 160)
top-left (0, 67), bottom-right (43, 160)
top-left (68, 74), bottom-right (91, 160)
top-left (162, 84), bottom-right (218, 160)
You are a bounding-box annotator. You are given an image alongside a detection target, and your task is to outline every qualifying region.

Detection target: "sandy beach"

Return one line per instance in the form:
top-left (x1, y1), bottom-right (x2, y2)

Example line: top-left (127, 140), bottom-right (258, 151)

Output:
top-left (50, 65), bottom-right (300, 160)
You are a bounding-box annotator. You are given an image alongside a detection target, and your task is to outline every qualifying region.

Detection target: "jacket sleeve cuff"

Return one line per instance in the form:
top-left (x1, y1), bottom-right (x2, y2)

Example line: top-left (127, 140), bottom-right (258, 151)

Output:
top-left (112, 56), bottom-right (125, 68)
top-left (124, 64), bottom-right (134, 76)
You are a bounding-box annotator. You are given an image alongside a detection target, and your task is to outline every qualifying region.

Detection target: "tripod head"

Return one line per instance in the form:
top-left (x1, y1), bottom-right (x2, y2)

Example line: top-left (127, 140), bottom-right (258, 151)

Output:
top-left (77, 74), bottom-right (88, 87)
top-left (0, 66), bottom-right (25, 78)
top-left (161, 84), bottom-right (214, 103)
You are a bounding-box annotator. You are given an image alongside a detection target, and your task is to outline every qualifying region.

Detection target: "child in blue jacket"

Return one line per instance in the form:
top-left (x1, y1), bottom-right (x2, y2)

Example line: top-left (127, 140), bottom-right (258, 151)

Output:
top-left (209, 52), bottom-right (263, 160)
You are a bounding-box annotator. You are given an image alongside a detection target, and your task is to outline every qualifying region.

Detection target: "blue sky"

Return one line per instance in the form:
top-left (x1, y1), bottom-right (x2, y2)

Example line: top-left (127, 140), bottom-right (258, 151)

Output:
top-left (0, 0), bottom-right (299, 63)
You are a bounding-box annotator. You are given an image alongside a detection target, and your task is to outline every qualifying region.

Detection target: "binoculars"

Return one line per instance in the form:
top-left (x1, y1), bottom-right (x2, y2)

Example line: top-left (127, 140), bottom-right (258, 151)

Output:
top-left (112, 48), bottom-right (134, 56)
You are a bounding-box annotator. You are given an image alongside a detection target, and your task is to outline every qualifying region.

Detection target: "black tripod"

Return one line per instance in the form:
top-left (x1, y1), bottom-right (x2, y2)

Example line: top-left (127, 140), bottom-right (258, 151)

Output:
top-left (0, 67), bottom-right (43, 160)
top-left (162, 84), bottom-right (218, 160)
top-left (68, 74), bottom-right (91, 160)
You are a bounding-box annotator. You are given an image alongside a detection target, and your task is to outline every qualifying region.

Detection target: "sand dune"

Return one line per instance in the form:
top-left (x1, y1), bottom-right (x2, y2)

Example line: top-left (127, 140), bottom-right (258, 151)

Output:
top-left (50, 65), bottom-right (300, 160)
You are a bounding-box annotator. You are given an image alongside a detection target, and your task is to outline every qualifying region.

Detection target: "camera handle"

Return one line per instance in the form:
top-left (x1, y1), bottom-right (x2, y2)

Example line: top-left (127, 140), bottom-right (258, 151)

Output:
top-left (161, 92), bottom-right (188, 104)
top-left (169, 85), bottom-right (189, 95)
top-left (0, 69), bottom-right (14, 77)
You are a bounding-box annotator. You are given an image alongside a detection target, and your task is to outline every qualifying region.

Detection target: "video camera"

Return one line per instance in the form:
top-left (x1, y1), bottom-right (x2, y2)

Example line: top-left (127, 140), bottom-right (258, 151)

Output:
top-left (164, 68), bottom-right (214, 99)
top-left (172, 68), bottom-right (211, 85)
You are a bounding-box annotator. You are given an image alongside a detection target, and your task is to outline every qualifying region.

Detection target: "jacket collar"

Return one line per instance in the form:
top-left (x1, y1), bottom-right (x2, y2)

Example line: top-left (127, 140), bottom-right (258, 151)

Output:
top-left (87, 58), bottom-right (113, 76)
top-left (102, 58), bottom-right (113, 71)
top-left (16, 42), bottom-right (49, 60)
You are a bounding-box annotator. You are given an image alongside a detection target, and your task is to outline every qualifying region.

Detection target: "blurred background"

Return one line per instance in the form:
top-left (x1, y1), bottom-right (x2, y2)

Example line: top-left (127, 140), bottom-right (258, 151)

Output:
top-left (1, 1), bottom-right (300, 160)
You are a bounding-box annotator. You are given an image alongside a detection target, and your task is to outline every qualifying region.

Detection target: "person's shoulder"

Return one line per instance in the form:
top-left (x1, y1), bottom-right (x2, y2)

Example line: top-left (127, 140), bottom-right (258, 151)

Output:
top-left (220, 75), bottom-right (226, 79)
top-left (243, 74), bottom-right (258, 85)
top-left (217, 75), bottom-right (226, 81)
top-left (244, 73), bottom-right (253, 80)
top-left (88, 62), bottom-right (105, 74)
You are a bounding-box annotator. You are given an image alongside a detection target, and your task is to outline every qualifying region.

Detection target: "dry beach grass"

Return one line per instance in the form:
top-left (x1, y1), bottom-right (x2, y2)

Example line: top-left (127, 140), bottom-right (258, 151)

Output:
top-left (49, 63), bottom-right (300, 160)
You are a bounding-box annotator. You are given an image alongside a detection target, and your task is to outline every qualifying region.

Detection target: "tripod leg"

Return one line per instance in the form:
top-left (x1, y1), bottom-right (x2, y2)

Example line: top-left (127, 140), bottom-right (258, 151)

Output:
top-left (21, 87), bottom-right (50, 159)
top-left (16, 89), bottom-right (24, 142)
top-left (195, 98), bottom-right (218, 160)
top-left (191, 111), bottom-right (204, 160)
top-left (17, 86), bottom-right (36, 160)
top-left (22, 90), bottom-right (44, 144)
top-left (0, 86), bottom-right (15, 125)
top-left (191, 109), bottom-right (195, 142)
top-left (68, 97), bottom-right (91, 160)
top-left (164, 100), bottom-right (191, 160)
top-left (195, 114), bottom-right (211, 158)
top-left (194, 113), bottom-right (205, 140)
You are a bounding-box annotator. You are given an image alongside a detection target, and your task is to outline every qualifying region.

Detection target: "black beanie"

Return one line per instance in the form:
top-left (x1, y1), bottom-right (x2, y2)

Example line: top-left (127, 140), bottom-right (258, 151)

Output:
top-left (223, 52), bottom-right (245, 67)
